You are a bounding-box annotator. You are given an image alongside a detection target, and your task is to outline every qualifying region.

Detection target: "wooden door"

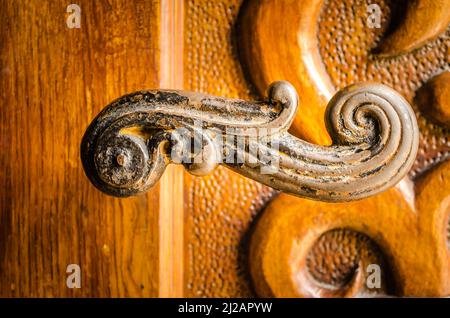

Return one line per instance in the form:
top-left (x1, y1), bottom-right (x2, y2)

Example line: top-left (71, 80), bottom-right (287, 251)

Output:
top-left (1, 0), bottom-right (449, 297)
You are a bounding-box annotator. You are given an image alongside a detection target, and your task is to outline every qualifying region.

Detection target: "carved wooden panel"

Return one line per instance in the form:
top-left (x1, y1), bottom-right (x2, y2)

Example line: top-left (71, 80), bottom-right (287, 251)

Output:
top-left (185, 0), bottom-right (450, 297)
top-left (242, 0), bottom-right (450, 297)
top-left (183, 0), bottom-right (270, 297)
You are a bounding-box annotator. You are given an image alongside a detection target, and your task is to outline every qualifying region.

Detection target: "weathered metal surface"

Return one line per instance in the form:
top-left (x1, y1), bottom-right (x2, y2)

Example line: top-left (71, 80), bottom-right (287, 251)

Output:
top-left (81, 81), bottom-right (419, 202)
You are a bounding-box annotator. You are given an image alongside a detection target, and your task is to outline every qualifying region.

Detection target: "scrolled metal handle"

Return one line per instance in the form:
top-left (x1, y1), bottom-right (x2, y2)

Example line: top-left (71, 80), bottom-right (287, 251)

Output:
top-left (80, 81), bottom-right (418, 202)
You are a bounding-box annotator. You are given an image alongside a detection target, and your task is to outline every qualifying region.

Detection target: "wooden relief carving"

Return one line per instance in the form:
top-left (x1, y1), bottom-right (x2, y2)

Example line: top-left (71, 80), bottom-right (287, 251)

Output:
top-left (240, 0), bottom-right (450, 297)
top-left (249, 163), bottom-right (450, 297)
top-left (184, 0), bottom-right (260, 297)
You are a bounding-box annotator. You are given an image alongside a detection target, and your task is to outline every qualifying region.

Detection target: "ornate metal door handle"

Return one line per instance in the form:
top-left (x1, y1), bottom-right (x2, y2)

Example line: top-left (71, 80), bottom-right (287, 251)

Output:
top-left (81, 81), bottom-right (418, 202)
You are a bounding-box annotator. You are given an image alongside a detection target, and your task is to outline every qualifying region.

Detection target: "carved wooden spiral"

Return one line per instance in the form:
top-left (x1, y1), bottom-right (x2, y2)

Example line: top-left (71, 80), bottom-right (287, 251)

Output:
top-left (81, 81), bottom-right (418, 201)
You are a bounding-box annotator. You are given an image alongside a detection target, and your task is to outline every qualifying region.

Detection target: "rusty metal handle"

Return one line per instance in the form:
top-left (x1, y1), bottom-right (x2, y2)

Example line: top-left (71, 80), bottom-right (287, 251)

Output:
top-left (80, 81), bottom-right (418, 202)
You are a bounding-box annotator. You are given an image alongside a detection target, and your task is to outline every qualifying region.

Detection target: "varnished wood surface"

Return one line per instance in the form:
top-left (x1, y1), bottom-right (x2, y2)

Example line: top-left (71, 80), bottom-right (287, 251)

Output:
top-left (0, 0), bottom-right (162, 297)
top-left (159, 0), bottom-right (185, 297)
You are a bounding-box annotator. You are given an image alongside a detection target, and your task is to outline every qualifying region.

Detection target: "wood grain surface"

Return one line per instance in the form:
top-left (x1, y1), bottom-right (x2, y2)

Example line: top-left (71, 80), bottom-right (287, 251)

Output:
top-left (0, 0), bottom-right (162, 297)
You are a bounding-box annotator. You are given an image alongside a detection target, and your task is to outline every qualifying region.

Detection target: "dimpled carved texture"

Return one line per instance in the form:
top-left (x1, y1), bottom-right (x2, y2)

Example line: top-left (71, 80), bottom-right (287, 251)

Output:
top-left (307, 229), bottom-right (392, 295)
top-left (185, 0), bottom-right (255, 98)
top-left (318, 0), bottom-right (450, 179)
top-left (186, 169), bottom-right (274, 297)
top-left (184, 0), bottom-right (272, 297)
top-left (448, 216), bottom-right (450, 249)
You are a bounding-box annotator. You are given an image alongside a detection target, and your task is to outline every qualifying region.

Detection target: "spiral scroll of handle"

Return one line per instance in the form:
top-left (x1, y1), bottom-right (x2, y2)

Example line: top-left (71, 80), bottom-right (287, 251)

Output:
top-left (81, 81), bottom-right (418, 202)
